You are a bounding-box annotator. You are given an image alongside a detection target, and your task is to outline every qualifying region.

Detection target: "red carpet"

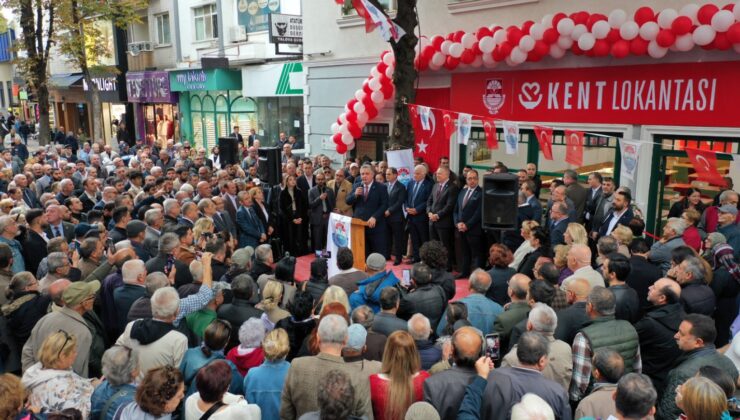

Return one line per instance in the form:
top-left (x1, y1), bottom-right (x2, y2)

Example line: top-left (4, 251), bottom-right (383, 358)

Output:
top-left (295, 254), bottom-right (472, 301)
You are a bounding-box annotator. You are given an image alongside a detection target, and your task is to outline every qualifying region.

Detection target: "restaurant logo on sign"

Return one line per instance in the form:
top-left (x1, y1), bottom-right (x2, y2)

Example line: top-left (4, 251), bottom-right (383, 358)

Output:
top-left (452, 61), bottom-right (739, 127)
top-left (269, 13), bottom-right (302, 45)
top-left (83, 77), bottom-right (117, 92)
top-left (126, 72), bottom-right (174, 103)
top-left (174, 71), bottom-right (207, 91)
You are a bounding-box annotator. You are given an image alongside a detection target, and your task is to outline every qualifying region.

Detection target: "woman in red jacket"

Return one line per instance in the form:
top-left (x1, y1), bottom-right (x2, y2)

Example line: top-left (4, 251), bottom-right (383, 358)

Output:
top-left (369, 331), bottom-right (430, 420)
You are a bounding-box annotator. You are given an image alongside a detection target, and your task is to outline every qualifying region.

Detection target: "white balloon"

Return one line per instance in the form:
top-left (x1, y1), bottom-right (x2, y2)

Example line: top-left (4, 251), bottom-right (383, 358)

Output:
top-left (479, 36), bottom-right (495, 53)
top-left (492, 28), bottom-right (507, 44)
top-left (346, 141), bottom-right (355, 151)
top-left (341, 132), bottom-right (353, 145)
top-left (371, 91), bottom-right (384, 103)
top-left (339, 113), bottom-right (348, 124)
top-left (680, 4), bottom-right (700, 24)
top-left (639, 21), bottom-right (660, 41)
top-left (382, 52), bottom-right (394, 65)
top-left (461, 33), bottom-right (476, 49)
top-left (353, 102), bottom-right (365, 114)
top-left (557, 17), bottom-right (575, 36)
top-left (529, 23), bottom-right (545, 40)
top-left (541, 14), bottom-right (554, 27)
top-left (557, 35), bottom-right (574, 49)
top-left (428, 61), bottom-right (442, 71)
top-left (339, 124), bottom-right (350, 136)
top-left (674, 33), bottom-right (695, 51)
top-left (619, 21), bottom-right (640, 40)
top-left (519, 35), bottom-right (535, 52)
top-left (505, 56), bottom-right (517, 66)
top-left (330, 123), bottom-right (340, 134)
top-left (354, 90), bottom-right (365, 102)
top-left (647, 40), bottom-right (668, 58)
top-left (657, 8), bottom-right (678, 29)
top-left (440, 40), bottom-right (452, 55)
top-left (608, 9), bottom-right (627, 28)
top-left (549, 44), bottom-right (566, 58)
top-left (368, 78), bottom-right (382, 91)
top-left (385, 67), bottom-right (393, 79)
top-left (482, 53), bottom-right (497, 67)
top-left (570, 24), bottom-right (588, 41)
top-left (370, 67), bottom-right (381, 79)
top-left (692, 25), bottom-right (716, 46)
top-left (449, 43), bottom-right (464, 58)
top-left (510, 46), bottom-right (527, 64)
top-left (735, 1), bottom-right (740, 22)
top-left (471, 55), bottom-right (483, 68)
top-left (357, 112), bottom-right (368, 124)
top-left (431, 52), bottom-right (445, 67)
top-left (711, 10), bottom-right (735, 32)
top-left (592, 20), bottom-right (611, 39)
top-left (577, 33), bottom-right (596, 50)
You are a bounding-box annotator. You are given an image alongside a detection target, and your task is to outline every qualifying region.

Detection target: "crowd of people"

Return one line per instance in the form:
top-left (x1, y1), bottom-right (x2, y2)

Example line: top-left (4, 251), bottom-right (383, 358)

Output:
top-left (0, 131), bottom-right (737, 420)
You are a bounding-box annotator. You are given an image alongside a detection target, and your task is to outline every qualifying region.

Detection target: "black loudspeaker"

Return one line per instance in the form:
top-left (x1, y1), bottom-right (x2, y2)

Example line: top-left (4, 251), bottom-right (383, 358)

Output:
top-left (218, 137), bottom-right (238, 166)
top-left (482, 173), bottom-right (519, 230)
top-left (258, 147), bottom-right (282, 186)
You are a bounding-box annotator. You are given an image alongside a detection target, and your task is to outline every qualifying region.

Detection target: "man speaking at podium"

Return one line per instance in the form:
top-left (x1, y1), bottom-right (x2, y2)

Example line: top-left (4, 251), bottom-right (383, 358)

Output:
top-left (346, 164), bottom-right (389, 258)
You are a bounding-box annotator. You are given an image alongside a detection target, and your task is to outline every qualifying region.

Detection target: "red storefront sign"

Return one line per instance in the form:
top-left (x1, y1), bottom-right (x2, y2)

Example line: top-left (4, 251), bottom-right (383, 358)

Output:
top-left (451, 61), bottom-right (740, 128)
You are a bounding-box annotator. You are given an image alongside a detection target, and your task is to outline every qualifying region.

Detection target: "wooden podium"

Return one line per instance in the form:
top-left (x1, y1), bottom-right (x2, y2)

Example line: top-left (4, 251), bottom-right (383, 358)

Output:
top-left (350, 218), bottom-right (368, 271)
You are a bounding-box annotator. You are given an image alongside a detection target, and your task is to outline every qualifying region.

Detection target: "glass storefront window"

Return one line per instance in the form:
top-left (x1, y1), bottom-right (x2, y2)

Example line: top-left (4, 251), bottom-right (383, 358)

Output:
top-left (144, 104), bottom-right (178, 148)
top-left (255, 96), bottom-right (304, 146)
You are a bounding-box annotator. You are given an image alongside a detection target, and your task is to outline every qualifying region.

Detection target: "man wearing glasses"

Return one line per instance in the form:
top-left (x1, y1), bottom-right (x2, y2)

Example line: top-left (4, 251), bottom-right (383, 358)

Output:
top-left (21, 280), bottom-right (100, 378)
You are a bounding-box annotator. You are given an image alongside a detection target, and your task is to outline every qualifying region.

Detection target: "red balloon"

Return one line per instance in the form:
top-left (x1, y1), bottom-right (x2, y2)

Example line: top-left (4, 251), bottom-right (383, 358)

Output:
top-left (697, 4), bottom-right (719, 25)
top-left (346, 110), bottom-right (358, 123)
top-left (492, 45), bottom-right (506, 61)
top-left (453, 31), bottom-right (465, 42)
top-left (630, 37), bottom-right (649, 55)
top-left (533, 40), bottom-right (549, 56)
top-left (336, 143), bottom-right (347, 154)
top-left (506, 26), bottom-right (523, 44)
top-left (656, 29), bottom-right (676, 48)
top-left (634, 6), bottom-right (655, 25)
top-left (366, 106), bottom-right (378, 119)
top-left (593, 39), bottom-right (610, 56)
top-left (476, 27), bottom-right (492, 39)
top-left (570, 11), bottom-right (587, 25)
top-left (571, 44), bottom-right (584, 55)
top-left (606, 28), bottom-right (621, 43)
top-left (552, 12), bottom-right (567, 28)
top-left (527, 51), bottom-right (543, 62)
top-left (414, 57), bottom-right (425, 71)
top-left (714, 32), bottom-right (732, 50)
top-left (347, 122), bottom-right (361, 139)
top-left (422, 46), bottom-right (436, 61)
top-left (377, 62), bottom-right (388, 74)
top-left (347, 99), bottom-right (358, 111)
top-left (587, 13), bottom-right (607, 30)
top-left (380, 83), bottom-right (394, 99)
top-left (431, 36), bottom-right (445, 49)
top-left (724, 3), bottom-right (735, 11)
top-left (471, 42), bottom-right (481, 55)
top-left (727, 22), bottom-right (740, 43)
top-left (671, 16), bottom-right (693, 36)
top-left (522, 20), bottom-right (534, 34)
top-left (543, 28), bottom-right (559, 44)
top-left (499, 41), bottom-right (513, 56)
top-left (611, 40), bottom-right (630, 58)
top-left (362, 81), bottom-right (372, 95)
top-left (444, 56), bottom-right (460, 70)
top-left (362, 95), bottom-right (375, 110)
top-left (332, 133), bottom-right (343, 145)
top-left (460, 49), bottom-right (475, 64)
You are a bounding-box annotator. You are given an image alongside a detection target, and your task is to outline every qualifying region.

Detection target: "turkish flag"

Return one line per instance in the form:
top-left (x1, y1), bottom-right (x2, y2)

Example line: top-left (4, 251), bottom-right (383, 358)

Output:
top-left (351, 0), bottom-right (376, 33)
top-left (482, 118), bottom-right (498, 149)
top-left (408, 104), bottom-right (448, 172)
top-left (564, 130), bottom-right (584, 167)
top-left (534, 125), bottom-right (554, 160)
top-left (440, 110), bottom-right (457, 140)
top-left (686, 148), bottom-right (727, 187)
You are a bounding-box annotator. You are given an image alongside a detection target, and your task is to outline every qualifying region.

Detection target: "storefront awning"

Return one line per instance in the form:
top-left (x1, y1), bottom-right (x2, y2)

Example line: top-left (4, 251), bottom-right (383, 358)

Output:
top-left (169, 69), bottom-right (242, 92)
top-left (242, 62), bottom-right (303, 97)
top-left (49, 74), bottom-right (83, 89)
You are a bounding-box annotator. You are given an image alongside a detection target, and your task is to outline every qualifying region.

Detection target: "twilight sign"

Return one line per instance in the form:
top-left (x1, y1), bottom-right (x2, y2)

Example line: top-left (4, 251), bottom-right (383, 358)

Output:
top-left (126, 71), bottom-right (176, 103)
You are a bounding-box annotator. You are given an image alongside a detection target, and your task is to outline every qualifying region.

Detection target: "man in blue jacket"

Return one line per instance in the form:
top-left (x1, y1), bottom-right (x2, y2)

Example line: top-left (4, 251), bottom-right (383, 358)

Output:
top-left (236, 191), bottom-right (265, 248)
top-left (405, 165), bottom-right (433, 263)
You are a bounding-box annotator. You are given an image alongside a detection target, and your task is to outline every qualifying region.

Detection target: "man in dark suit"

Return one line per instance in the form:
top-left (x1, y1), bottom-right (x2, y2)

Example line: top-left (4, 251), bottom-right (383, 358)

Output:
top-left (526, 163), bottom-right (543, 198)
top-left (297, 159), bottom-right (315, 250)
top-left (220, 181), bottom-right (239, 223)
top-left (236, 191), bottom-right (265, 249)
top-left (427, 166), bottom-right (459, 271)
top-left (590, 177), bottom-right (615, 240)
top-left (453, 169), bottom-right (483, 278)
top-left (22, 209), bottom-right (49, 277)
top-left (384, 167), bottom-right (407, 264)
top-left (583, 172), bottom-right (603, 231)
top-left (405, 165), bottom-right (433, 263)
top-left (521, 180), bottom-right (542, 223)
top-left (15, 174), bottom-right (41, 208)
top-left (44, 204), bottom-right (75, 243)
top-left (346, 164), bottom-right (388, 257)
top-left (503, 191), bottom-right (535, 254)
top-left (212, 196), bottom-right (237, 238)
top-left (598, 190), bottom-right (635, 238)
top-left (548, 201), bottom-right (570, 247)
top-left (627, 238), bottom-right (663, 313)
top-left (308, 173), bottom-right (335, 252)
top-left (230, 125), bottom-right (244, 146)
top-left (247, 129), bottom-right (258, 147)
top-left (564, 169), bottom-right (588, 222)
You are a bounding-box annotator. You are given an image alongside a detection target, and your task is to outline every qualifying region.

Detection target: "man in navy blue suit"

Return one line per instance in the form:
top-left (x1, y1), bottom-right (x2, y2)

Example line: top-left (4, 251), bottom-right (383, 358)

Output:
top-left (346, 164), bottom-right (389, 258)
top-left (427, 166), bottom-right (459, 271)
top-left (405, 165), bottom-right (433, 263)
top-left (548, 201), bottom-right (570, 247)
top-left (454, 169), bottom-right (483, 278)
top-left (598, 190), bottom-right (634, 238)
top-left (236, 190), bottom-right (265, 248)
top-left (385, 167), bottom-right (407, 265)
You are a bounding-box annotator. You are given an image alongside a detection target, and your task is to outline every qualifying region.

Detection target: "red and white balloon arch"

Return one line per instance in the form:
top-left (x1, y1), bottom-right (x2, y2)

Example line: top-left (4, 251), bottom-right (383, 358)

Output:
top-left (329, 3), bottom-right (740, 154)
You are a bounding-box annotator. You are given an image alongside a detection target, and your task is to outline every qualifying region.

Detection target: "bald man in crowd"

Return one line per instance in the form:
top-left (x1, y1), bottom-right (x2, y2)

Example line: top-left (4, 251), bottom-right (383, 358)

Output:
top-left (562, 244), bottom-right (604, 292)
top-left (493, 274), bottom-right (531, 351)
top-left (554, 278), bottom-right (592, 344)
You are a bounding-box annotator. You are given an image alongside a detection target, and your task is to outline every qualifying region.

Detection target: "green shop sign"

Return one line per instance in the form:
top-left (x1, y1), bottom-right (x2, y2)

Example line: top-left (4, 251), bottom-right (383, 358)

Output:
top-left (169, 69), bottom-right (242, 92)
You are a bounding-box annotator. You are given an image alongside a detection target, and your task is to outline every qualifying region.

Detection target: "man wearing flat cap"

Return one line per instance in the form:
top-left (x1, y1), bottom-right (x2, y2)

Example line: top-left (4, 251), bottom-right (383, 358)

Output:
top-left (21, 280), bottom-right (100, 377)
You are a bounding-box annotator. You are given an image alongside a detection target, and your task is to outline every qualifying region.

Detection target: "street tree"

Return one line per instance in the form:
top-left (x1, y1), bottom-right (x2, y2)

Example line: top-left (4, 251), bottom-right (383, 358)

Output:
top-left (56, 0), bottom-right (146, 145)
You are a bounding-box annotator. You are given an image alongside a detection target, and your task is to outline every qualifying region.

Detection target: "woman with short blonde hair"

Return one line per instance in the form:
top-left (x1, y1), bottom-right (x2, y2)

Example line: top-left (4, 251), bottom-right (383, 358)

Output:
top-left (565, 223), bottom-right (588, 246)
top-left (193, 217), bottom-right (215, 243)
top-left (319, 285), bottom-right (350, 314)
top-left (676, 376), bottom-right (728, 420)
top-left (510, 220), bottom-right (540, 269)
top-left (611, 225), bottom-right (634, 257)
top-left (244, 328), bottom-right (292, 419)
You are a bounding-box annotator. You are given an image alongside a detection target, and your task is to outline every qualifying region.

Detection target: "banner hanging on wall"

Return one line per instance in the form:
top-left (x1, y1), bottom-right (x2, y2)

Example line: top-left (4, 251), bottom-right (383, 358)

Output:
top-left (327, 212), bottom-right (352, 278)
top-left (386, 149), bottom-right (415, 186)
top-left (618, 139), bottom-right (642, 182)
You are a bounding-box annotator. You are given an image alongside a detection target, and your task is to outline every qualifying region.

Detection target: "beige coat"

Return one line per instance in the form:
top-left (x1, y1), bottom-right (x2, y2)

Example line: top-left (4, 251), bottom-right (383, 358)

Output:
top-left (327, 179), bottom-right (353, 217)
top-left (502, 334), bottom-right (573, 391)
top-left (21, 306), bottom-right (92, 377)
top-left (574, 384), bottom-right (618, 420)
top-left (115, 320), bottom-right (188, 381)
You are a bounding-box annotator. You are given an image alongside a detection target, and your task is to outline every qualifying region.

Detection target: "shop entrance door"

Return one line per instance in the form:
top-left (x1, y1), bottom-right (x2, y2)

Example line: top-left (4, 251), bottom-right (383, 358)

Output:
top-left (646, 136), bottom-right (738, 239)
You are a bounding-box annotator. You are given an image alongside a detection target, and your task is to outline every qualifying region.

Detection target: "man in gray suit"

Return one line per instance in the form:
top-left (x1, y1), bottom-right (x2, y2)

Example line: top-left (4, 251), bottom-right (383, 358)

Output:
top-left (308, 173), bottom-right (335, 252)
top-left (564, 169), bottom-right (588, 223)
top-left (143, 208), bottom-right (163, 258)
